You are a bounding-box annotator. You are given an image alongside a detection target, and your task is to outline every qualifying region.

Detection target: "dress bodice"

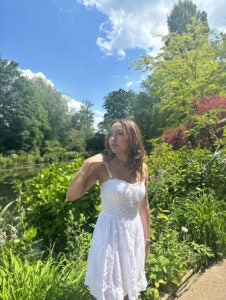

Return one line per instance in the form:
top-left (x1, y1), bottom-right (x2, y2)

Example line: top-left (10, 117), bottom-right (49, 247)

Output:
top-left (100, 179), bottom-right (146, 219)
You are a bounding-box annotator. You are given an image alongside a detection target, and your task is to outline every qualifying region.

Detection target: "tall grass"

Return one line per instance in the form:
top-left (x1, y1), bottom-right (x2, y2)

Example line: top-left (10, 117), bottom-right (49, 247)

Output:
top-left (0, 248), bottom-right (93, 300)
top-left (173, 189), bottom-right (226, 259)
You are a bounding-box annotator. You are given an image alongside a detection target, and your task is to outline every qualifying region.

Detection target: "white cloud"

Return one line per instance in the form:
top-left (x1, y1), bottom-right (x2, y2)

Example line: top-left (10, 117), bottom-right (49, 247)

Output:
top-left (93, 109), bottom-right (104, 129)
top-left (196, 0), bottom-right (226, 33)
top-left (125, 81), bottom-right (133, 88)
top-left (78, 0), bottom-right (226, 57)
top-left (21, 69), bottom-right (55, 88)
top-left (62, 94), bottom-right (82, 112)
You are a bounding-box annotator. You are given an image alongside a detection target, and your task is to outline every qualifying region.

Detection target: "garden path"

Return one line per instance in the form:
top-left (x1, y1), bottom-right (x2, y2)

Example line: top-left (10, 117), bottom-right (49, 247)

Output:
top-left (165, 259), bottom-right (226, 300)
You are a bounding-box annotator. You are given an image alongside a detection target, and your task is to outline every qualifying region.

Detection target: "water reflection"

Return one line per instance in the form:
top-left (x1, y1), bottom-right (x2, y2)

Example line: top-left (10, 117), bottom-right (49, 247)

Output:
top-left (0, 182), bottom-right (17, 209)
top-left (0, 165), bottom-right (45, 209)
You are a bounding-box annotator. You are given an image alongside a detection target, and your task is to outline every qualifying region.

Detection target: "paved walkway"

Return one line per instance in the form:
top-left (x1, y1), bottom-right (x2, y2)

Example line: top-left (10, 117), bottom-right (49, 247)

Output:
top-left (165, 259), bottom-right (226, 300)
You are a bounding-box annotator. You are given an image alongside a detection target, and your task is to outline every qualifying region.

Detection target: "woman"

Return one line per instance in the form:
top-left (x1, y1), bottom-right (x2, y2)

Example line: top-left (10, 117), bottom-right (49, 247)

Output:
top-left (66, 119), bottom-right (150, 300)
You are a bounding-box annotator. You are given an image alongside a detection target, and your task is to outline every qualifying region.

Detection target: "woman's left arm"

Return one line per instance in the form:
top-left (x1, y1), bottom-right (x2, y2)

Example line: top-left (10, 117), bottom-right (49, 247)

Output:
top-left (139, 164), bottom-right (150, 257)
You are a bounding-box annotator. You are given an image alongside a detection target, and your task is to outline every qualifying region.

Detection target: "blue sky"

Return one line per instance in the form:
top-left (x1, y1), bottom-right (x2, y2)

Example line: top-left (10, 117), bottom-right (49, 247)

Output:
top-left (1, 0), bottom-right (226, 123)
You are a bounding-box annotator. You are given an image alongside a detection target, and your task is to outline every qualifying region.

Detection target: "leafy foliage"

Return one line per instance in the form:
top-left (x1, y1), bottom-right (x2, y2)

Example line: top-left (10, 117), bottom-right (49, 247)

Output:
top-left (63, 129), bottom-right (86, 152)
top-left (133, 92), bottom-right (164, 143)
top-left (30, 77), bottom-right (70, 143)
top-left (0, 201), bottom-right (37, 255)
top-left (144, 140), bottom-right (226, 298)
top-left (193, 96), bottom-right (226, 114)
top-left (1, 144), bottom-right (225, 299)
top-left (15, 156), bottom-right (100, 253)
top-left (162, 96), bottom-right (226, 150)
top-left (100, 88), bottom-right (137, 131)
top-left (173, 190), bottom-right (226, 258)
top-left (136, 21), bottom-right (226, 128)
top-left (145, 227), bottom-right (193, 299)
top-left (148, 143), bottom-right (226, 210)
top-left (0, 57), bottom-right (96, 156)
top-left (71, 100), bottom-right (95, 140)
top-left (161, 125), bottom-right (187, 149)
top-left (0, 58), bottom-right (48, 153)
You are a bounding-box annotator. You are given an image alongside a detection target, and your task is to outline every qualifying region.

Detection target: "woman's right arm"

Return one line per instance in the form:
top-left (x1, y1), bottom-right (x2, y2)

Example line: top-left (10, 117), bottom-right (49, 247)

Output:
top-left (66, 154), bottom-right (103, 201)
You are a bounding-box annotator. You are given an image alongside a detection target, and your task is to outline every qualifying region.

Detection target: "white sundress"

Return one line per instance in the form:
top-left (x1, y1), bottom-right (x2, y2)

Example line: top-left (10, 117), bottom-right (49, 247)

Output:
top-left (84, 164), bottom-right (147, 300)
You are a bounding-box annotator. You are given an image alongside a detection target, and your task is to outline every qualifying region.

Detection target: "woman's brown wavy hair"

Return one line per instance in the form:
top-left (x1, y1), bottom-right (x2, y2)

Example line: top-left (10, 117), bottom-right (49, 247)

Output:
top-left (104, 119), bottom-right (146, 177)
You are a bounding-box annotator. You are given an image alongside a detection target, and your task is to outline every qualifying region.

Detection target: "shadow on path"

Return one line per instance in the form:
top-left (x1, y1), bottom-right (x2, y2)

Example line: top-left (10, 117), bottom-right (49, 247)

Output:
top-left (165, 259), bottom-right (226, 300)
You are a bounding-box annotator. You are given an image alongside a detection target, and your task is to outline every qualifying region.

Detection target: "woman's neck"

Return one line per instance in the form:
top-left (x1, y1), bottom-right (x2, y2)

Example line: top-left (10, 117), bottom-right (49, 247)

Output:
top-left (116, 152), bottom-right (128, 161)
top-left (114, 154), bottom-right (128, 167)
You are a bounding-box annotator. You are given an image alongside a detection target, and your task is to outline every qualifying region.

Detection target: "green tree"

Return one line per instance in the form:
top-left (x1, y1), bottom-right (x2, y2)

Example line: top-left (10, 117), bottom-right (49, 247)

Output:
top-left (31, 77), bottom-right (70, 144)
top-left (0, 57), bottom-right (48, 153)
top-left (101, 89), bottom-right (136, 130)
top-left (133, 92), bottom-right (163, 142)
top-left (86, 132), bottom-right (105, 153)
top-left (71, 100), bottom-right (94, 140)
top-left (167, 0), bottom-right (209, 35)
top-left (64, 129), bottom-right (86, 153)
top-left (137, 22), bottom-right (226, 127)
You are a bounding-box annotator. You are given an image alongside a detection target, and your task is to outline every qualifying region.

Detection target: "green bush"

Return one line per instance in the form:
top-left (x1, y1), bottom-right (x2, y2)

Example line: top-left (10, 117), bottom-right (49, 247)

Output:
top-left (15, 157), bottom-right (100, 254)
top-left (64, 211), bottom-right (92, 260)
top-left (0, 201), bottom-right (38, 257)
top-left (0, 152), bottom-right (43, 169)
top-left (0, 197), bottom-right (95, 300)
top-left (145, 143), bottom-right (226, 297)
top-left (0, 154), bottom-right (7, 168)
top-left (148, 143), bottom-right (226, 210)
top-left (173, 189), bottom-right (226, 259)
top-left (4, 144), bottom-right (224, 300)
top-left (144, 226), bottom-right (193, 300)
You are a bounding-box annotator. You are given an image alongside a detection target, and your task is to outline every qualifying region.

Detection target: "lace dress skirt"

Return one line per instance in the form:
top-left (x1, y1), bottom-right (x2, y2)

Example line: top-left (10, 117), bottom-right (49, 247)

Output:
top-left (84, 179), bottom-right (147, 300)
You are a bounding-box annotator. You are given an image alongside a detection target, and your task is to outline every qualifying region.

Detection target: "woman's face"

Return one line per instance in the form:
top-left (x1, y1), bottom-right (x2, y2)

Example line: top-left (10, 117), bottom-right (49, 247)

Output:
top-left (108, 121), bottom-right (130, 155)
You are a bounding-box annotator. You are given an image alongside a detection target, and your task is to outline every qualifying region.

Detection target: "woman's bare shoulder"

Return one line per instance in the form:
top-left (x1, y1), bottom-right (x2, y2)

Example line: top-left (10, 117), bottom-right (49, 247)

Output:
top-left (85, 153), bottom-right (110, 181)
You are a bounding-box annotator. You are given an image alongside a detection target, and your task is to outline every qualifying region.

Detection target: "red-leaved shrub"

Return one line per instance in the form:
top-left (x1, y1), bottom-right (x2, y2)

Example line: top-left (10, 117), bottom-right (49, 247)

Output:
top-left (162, 125), bottom-right (188, 149)
top-left (193, 96), bottom-right (226, 115)
top-left (162, 96), bottom-right (226, 150)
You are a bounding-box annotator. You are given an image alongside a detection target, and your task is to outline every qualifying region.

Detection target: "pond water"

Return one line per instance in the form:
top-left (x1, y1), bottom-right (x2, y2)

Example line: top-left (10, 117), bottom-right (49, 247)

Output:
top-left (0, 165), bottom-right (45, 210)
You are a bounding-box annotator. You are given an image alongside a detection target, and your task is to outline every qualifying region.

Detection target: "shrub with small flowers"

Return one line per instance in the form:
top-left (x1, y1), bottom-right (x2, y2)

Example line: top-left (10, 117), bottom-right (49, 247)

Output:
top-left (0, 202), bottom-right (18, 247)
top-left (0, 201), bottom-right (38, 259)
top-left (181, 226), bottom-right (188, 233)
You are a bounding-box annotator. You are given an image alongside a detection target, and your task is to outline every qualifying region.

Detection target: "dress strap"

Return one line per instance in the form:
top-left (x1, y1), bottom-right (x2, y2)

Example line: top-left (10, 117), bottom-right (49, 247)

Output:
top-left (105, 162), bottom-right (113, 179)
